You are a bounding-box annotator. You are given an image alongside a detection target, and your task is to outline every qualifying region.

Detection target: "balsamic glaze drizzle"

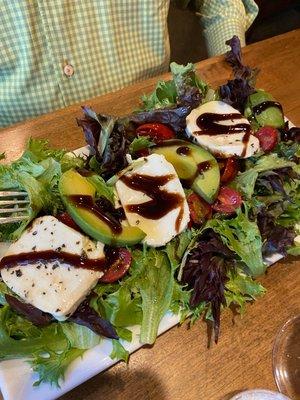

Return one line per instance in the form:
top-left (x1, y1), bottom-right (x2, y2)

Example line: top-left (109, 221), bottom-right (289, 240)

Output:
top-left (252, 101), bottom-right (283, 116)
top-left (0, 250), bottom-right (106, 271)
top-left (68, 195), bottom-right (122, 234)
top-left (120, 173), bottom-right (184, 232)
top-left (196, 112), bottom-right (251, 136)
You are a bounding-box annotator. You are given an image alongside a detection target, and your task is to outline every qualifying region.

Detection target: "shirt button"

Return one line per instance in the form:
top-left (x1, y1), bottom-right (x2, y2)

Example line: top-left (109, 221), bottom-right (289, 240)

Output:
top-left (63, 64), bottom-right (74, 77)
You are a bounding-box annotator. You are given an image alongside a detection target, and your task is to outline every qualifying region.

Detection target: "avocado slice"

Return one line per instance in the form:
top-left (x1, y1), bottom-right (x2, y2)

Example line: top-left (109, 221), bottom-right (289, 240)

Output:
top-left (59, 169), bottom-right (146, 246)
top-left (244, 89), bottom-right (284, 129)
top-left (152, 140), bottom-right (220, 203)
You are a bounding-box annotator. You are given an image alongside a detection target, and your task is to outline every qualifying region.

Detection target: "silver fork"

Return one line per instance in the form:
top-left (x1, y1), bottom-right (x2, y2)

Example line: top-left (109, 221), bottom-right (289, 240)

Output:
top-left (0, 191), bottom-right (30, 224)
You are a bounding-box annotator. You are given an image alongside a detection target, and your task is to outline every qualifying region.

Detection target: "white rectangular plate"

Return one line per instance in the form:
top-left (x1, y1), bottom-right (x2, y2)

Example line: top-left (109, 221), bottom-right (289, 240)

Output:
top-left (0, 137), bottom-right (290, 400)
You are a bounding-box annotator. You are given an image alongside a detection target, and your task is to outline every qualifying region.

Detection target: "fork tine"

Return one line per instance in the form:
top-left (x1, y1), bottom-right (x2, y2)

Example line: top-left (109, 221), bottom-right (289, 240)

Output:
top-left (0, 216), bottom-right (28, 224)
top-left (0, 191), bottom-right (28, 197)
top-left (0, 190), bottom-right (30, 224)
top-left (0, 208), bottom-right (29, 214)
top-left (0, 199), bottom-right (29, 206)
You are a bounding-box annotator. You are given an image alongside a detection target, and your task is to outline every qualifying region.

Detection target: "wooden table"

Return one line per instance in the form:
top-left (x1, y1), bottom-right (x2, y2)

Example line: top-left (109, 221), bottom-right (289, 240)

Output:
top-left (1, 30), bottom-right (300, 400)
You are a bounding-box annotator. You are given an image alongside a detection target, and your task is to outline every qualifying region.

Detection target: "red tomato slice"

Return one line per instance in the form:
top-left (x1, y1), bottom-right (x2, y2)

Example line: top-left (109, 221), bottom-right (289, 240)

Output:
top-left (136, 123), bottom-right (175, 142)
top-left (187, 193), bottom-right (212, 225)
top-left (212, 186), bottom-right (242, 214)
top-left (99, 248), bottom-right (132, 283)
top-left (219, 158), bottom-right (239, 184)
top-left (135, 148), bottom-right (150, 158)
top-left (56, 212), bottom-right (83, 233)
top-left (255, 126), bottom-right (278, 152)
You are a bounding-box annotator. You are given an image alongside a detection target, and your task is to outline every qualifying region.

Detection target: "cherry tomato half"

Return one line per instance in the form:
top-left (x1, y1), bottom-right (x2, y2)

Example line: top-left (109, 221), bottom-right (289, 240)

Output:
top-left (135, 148), bottom-right (150, 158)
top-left (136, 123), bottom-right (175, 142)
top-left (219, 158), bottom-right (239, 184)
top-left (187, 193), bottom-right (212, 226)
top-left (212, 186), bottom-right (242, 214)
top-left (255, 126), bottom-right (278, 152)
top-left (99, 248), bottom-right (132, 283)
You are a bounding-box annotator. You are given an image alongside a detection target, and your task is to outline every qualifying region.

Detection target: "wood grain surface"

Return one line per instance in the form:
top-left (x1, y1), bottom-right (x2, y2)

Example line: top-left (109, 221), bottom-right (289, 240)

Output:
top-left (1, 30), bottom-right (300, 400)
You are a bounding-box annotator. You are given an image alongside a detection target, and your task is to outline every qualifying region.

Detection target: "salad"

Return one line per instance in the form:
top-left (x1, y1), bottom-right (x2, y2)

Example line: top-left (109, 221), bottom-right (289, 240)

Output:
top-left (0, 36), bottom-right (299, 388)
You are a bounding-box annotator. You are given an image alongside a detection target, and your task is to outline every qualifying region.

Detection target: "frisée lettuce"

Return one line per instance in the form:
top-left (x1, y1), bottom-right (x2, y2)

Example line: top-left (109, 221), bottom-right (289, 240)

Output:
top-left (0, 139), bottom-right (85, 241)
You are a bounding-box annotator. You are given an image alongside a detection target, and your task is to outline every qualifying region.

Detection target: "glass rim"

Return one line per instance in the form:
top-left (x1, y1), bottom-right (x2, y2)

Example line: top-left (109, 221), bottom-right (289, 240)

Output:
top-left (272, 313), bottom-right (300, 395)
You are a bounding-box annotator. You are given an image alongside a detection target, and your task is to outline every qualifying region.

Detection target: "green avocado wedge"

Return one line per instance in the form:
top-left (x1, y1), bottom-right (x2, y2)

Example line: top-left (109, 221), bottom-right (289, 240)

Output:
top-left (59, 169), bottom-right (146, 246)
top-left (152, 140), bottom-right (220, 204)
top-left (244, 89), bottom-right (285, 129)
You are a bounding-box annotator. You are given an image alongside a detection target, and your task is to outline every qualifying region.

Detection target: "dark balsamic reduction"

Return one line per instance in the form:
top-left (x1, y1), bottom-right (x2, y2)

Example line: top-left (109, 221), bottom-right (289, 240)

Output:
top-left (176, 146), bottom-right (191, 156)
top-left (197, 161), bottom-right (212, 174)
top-left (0, 250), bottom-right (106, 271)
top-left (241, 131), bottom-right (251, 158)
top-left (76, 168), bottom-right (96, 177)
top-left (196, 112), bottom-right (251, 136)
top-left (281, 126), bottom-right (300, 142)
top-left (120, 173), bottom-right (184, 232)
top-left (180, 176), bottom-right (194, 189)
top-left (196, 112), bottom-right (253, 157)
top-left (68, 195), bottom-right (122, 234)
top-left (252, 101), bottom-right (283, 116)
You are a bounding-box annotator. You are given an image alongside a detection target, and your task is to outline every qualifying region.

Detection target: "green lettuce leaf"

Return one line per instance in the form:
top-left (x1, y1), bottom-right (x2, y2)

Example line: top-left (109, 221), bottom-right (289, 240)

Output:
top-left (277, 190), bottom-right (300, 228)
top-left (0, 306), bottom-right (96, 387)
top-left (131, 248), bottom-right (174, 344)
top-left (165, 228), bottom-right (198, 269)
top-left (0, 282), bottom-right (13, 306)
top-left (94, 286), bottom-right (142, 328)
top-left (129, 136), bottom-right (155, 154)
top-left (140, 62), bottom-right (208, 111)
top-left (169, 280), bottom-right (191, 321)
top-left (287, 245), bottom-right (300, 256)
top-left (0, 168), bottom-right (56, 240)
top-left (86, 174), bottom-right (115, 203)
top-left (231, 169), bottom-right (258, 199)
top-left (170, 62), bottom-right (207, 97)
top-left (141, 80), bottom-right (177, 111)
top-left (61, 323), bottom-right (101, 350)
top-left (0, 307), bottom-right (67, 360)
top-left (187, 302), bottom-right (207, 326)
top-left (275, 141), bottom-right (300, 161)
top-left (0, 139), bottom-right (84, 240)
top-left (115, 327), bottom-right (132, 342)
top-left (110, 339), bottom-right (129, 363)
top-left (30, 348), bottom-right (85, 387)
top-left (252, 153), bottom-right (295, 173)
top-left (225, 268), bottom-right (266, 313)
top-left (24, 138), bottom-right (66, 162)
top-left (205, 211), bottom-right (265, 277)
top-left (24, 139), bottom-right (85, 171)
top-left (60, 154), bottom-right (85, 172)
top-left (232, 154), bottom-right (296, 199)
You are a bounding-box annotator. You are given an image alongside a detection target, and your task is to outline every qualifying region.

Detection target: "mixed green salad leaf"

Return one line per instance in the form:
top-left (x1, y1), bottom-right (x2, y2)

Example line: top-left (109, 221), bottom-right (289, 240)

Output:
top-left (0, 36), bottom-right (299, 389)
top-left (0, 139), bottom-right (85, 241)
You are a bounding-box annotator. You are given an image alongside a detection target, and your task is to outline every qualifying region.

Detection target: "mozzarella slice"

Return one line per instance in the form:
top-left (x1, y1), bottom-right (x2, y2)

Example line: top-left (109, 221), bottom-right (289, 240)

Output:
top-left (186, 100), bottom-right (260, 158)
top-left (115, 154), bottom-right (190, 247)
top-left (1, 216), bottom-right (104, 321)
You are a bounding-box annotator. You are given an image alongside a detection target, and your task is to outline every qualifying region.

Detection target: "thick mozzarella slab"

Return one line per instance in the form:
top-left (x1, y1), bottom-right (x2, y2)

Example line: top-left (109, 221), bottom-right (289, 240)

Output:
top-left (1, 216), bottom-right (104, 321)
top-left (115, 154), bottom-right (189, 247)
top-left (186, 100), bottom-right (260, 158)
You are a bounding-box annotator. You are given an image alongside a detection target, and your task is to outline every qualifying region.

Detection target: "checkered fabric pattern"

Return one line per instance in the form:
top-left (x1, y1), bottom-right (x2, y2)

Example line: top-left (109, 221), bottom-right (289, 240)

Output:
top-left (0, 0), bottom-right (258, 128)
top-left (198, 0), bottom-right (258, 56)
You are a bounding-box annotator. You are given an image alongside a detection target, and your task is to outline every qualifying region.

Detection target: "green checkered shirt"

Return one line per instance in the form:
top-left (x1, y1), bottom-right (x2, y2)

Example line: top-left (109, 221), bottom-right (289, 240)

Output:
top-left (0, 0), bottom-right (258, 128)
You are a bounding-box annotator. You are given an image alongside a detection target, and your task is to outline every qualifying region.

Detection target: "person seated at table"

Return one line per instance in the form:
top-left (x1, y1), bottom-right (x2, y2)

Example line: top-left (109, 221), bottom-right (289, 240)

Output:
top-left (0, 0), bottom-right (258, 128)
